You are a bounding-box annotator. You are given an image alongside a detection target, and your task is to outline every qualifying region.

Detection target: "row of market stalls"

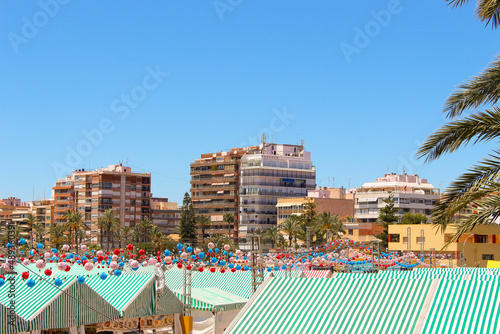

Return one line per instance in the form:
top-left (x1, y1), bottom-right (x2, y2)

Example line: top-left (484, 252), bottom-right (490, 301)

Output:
top-left (225, 267), bottom-right (500, 333)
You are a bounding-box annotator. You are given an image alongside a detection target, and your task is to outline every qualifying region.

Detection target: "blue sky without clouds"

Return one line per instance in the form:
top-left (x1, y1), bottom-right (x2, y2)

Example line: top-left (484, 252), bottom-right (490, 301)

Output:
top-left (1, 1), bottom-right (499, 204)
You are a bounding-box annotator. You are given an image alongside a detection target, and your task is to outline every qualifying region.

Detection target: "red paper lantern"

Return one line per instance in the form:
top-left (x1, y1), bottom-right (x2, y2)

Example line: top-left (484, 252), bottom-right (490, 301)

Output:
top-left (44, 269), bottom-right (52, 276)
top-left (220, 268), bottom-right (225, 273)
top-left (138, 249), bottom-right (145, 256)
top-left (198, 267), bottom-right (204, 272)
top-left (65, 266), bottom-right (71, 272)
top-left (127, 244), bottom-right (134, 251)
top-left (177, 263), bottom-right (183, 269)
top-left (231, 268), bottom-right (236, 272)
top-left (114, 249), bottom-right (121, 255)
top-left (210, 267), bottom-right (216, 273)
top-left (186, 265), bottom-right (192, 270)
top-left (21, 272), bottom-right (29, 279)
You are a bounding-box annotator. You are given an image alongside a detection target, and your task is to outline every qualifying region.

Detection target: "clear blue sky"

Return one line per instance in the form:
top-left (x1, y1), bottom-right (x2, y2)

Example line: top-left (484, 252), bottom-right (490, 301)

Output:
top-left (1, 1), bottom-right (499, 204)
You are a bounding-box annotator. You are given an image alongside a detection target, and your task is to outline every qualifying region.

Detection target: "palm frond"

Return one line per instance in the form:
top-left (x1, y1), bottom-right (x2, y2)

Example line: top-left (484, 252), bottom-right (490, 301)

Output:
top-left (418, 108), bottom-right (500, 162)
top-left (432, 152), bottom-right (500, 231)
top-left (446, 0), bottom-right (500, 29)
top-left (443, 57), bottom-right (500, 118)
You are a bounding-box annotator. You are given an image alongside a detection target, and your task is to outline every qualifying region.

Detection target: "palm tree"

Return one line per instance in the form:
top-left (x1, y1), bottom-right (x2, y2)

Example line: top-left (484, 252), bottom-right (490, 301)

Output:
top-left (223, 213), bottom-right (235, 240)
top-left (317, 213), bottom-right (345, 241)
top-left (64, 211), bottom-right (88, 251)
top-left (33, 222), bottom-right (46, 245)
top-left (25, 213), bottom-right (38, 249)
top-left (279, 216), bottom-right (300, 247)
top-left (417, 2), bottom-right (500, 242)
top-left (136, 217), bottom-right (154, 243)
top-left (49, 223), bottom-right (66, 249)
top-left (263, 227), bottom-right (280, 249)
top-left (445, 1), bottom-right (500, 29)
top-left (119, 226), bottom-right (133, 248)
top-left (97, 209), bottom-right (121, 251)
top-left (196, 215), bottom-right (211, 244)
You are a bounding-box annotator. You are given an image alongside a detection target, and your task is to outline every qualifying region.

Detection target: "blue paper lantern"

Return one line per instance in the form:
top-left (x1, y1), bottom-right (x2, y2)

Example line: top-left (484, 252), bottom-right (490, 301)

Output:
top-left (236, 265), bottom-right (242, 270)
top-left (228, 263), bottom-right (234, 269)
top-left (54, 278), bottom-right (63, 287)
top-left (229, 253), bottom-right (233, 257)
top-left (220, 260), bottom-right (226, 266)
top-left (19, 238), bottom-right (26, 245)
top-left (215, 248), bottom-right (219, 253)
top-left (199, 252), bottom-right (205, 259)
top-left (26, 279), bottom-right (36, 288)
top-left (176, 243), bottom-right (184, 250)
top-left (37, 243), bottom-right (43, 249)
top-left (114, 269), bottom-right (122, 276)
top-left (191, 255), bottom-right (196, 260)
top-left (267, 267), bottom-right (272, 272)
top-left (0, 279), bottom-right (5, 287)
top-left (132, 266), bottom-right (139, 271)
top-left (211, 257), bottom-right (218, 264)
top-left (164, 250), bottom-right (171, 256)
top-left (77, 276), bottom-right (85, 284)
top-left (243, 266), bottom-right (249, 271)
top-left (100, 273), bottom-right (108, 280)
top-left (186, 246), bottom-right (193, 253)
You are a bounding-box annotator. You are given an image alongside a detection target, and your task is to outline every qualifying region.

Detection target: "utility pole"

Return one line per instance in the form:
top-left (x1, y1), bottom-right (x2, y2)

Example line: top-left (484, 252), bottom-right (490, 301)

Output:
top-left (306, 226), bottom-right (311, 250)
top-left (182, 244), bottom-right (192, 317)
top-left (420, 229), bottom-right (424, 255)
top-left (249, 234), bottom-right (263, 293)
top-left (407, 227), bottom-right (411, 253)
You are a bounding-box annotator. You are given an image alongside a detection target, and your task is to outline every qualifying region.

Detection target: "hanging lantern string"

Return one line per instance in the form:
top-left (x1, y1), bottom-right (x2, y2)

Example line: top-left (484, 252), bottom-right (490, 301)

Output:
top-left (0, 249), bottom-right (141, 334)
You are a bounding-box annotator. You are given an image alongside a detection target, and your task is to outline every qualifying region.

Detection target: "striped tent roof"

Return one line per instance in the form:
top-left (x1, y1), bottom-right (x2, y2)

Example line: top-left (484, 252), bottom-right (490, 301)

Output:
top-left (84, 274), bottom-right (156, 318)
top-left (192, 271), bottom-right (254, 299)
top-left (0, 302), bottom-right (29, 334)
top-left (14, 262), bottom-right (160, 277)
top-left (0, 275), bottom-right (120, 334)
top-left (420, 279), bottom-right (500, 333)
top-left (227, 277), bottom-right (431, 333)
top-left (302, 270), bottom-right (332, 278)
top-left (174, 288), bottom-right (247, 312)
top-left (264, 270), bottom-right (302, 278)
top-left (164, 268), bottom-right (187, 291)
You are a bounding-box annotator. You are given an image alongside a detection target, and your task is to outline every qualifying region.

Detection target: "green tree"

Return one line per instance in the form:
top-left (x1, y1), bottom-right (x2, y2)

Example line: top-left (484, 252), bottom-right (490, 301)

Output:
top-left (25, 213), bottom-right (39, 249)
top-left (401, 212), bottom-right (428, 225)
top-left (317, 212), bottom-right (345, 241)
top-left (179, 192), bottom-right (197, 245)
top-left (279, 215), bottom-right (300, 247)
top-left (418, 1), bottom-right (500, 241)
top-left (196, 215), bottom-right (211, 244)
top-left (33, 222), bottom-right (46, 244)
top-left (263, 227), bottom-right (281, 249)
top-left (119, 226), bottom-right (133, 248)
top-left (223, 213), bottom-right (235, 241)
top-left (375, 193), bottom-right (398, 248)
top-left (97, 209), bottom-right (121, 251)
top-left (49, 223), bottom-right (67, 249)
top-left (64, 211), bottom-right (88, 251)
top-left (136, 217), bottom-right (154, 243)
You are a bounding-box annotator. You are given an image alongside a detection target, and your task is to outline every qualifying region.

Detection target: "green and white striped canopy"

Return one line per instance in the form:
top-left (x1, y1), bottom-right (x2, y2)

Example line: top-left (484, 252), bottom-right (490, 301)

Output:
top-left (84, 274), bottom-right (156, 318)
top-left (174, 288), bottom-right (248, 312)
top-left (0, 275), bottom-right (120, 334)
top-left (227, 277), bottom-right (431, 333)
top-left (192, 271), bottom-right (254, 299)
top-left (421, 279), bottom-right (500, 333)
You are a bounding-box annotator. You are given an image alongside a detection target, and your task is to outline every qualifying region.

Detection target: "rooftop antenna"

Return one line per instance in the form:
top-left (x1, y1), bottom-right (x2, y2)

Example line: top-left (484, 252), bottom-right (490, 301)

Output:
top-left (297, 133), bottom-right (299, 144)
top-left (328, 177), bottom-right (330, 188)
top-left (270, 134), bottom-right (274, 143)
top-left (348, 178), bottom-right (352, 190)
top-left (332, 177), bottom-right (335, 188)
top-left (387, 164), bottom-right (390, 174)
top-left (403, 165), bottom-right (406, 174)
top-left (126, 157), bottom-right (129, 165)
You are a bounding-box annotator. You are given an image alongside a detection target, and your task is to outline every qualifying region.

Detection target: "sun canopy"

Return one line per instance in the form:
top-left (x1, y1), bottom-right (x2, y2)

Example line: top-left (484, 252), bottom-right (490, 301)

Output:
top-left (174, 288), bottom-right (247, 312)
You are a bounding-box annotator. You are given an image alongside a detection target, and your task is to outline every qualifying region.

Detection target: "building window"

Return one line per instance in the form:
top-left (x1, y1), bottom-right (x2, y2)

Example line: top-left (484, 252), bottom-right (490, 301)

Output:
top-left (348, 229), bottom-right (353, 236)
top-left (482, 254), bottom-right (494, 260)
top-left (476, 235), bottom-right (488, 243)
top-left (389, 234), bottom-right (400, 242)
top-left (403, 237), bottom-right (408, 244)
top-left (417, 237), bottom-right (425, 244)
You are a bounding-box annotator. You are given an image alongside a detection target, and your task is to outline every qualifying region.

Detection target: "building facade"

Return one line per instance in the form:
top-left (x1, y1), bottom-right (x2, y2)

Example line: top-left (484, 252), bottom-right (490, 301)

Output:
top-left (53, 175), bottom-right (75, 225)
top-left (354, 173), bottom-right (440, 224)
top-left (239, 139), bottom-right (316, 247)
top-left (388, 224), bottom-right (500, 267)
top-left (190, 147), bottom-right (258, 241)
top-left (151, 197), bottom-right (180, 235)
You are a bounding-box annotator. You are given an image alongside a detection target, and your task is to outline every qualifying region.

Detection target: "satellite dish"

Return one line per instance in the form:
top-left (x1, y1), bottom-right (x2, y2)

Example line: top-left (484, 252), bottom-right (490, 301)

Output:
top-left (233, 150), bottom-right (237, 154)
top-left (213, 153), bottom-right (217, 157)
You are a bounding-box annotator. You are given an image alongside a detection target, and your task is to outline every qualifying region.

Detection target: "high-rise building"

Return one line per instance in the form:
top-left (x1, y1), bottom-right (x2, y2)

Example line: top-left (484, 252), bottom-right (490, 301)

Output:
top-left (29, 199), bottom-right (54, 243)
top-left (354, 173), bottom-right (441, 224)
top-left (190, 147), bottom-right (256, 241)
top-left (53, 175), bottom-right (75, 224)
top-left (54, 164), bottom-right (151, 244)
top-left (239, 139), bottom-right (316, 248)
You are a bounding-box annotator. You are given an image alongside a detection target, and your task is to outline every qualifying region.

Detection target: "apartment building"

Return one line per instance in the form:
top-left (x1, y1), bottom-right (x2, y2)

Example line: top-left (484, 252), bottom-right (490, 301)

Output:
top-left (151, 197), bottom-right (180, 235)
top-left (53, 164), bottom-right (151, 244)
top-left (29, 199), bottom-right (54, 243)
top-left (53, 175), bottom-right (76, 224)
top-left (239, 139), bottom-right (316, 247)
top-left (190, 147), bottom-right (257, 241)
top-left (354, 173), bottom-right (440, 224)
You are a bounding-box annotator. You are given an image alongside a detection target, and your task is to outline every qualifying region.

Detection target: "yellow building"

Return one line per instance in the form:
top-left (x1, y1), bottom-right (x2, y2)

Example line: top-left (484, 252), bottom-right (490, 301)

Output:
top-left (388, 224), bottom-right (500, 267)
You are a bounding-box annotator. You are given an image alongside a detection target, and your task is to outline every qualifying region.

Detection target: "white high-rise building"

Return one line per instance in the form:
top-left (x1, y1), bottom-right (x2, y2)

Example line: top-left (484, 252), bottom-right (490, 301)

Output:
top-left (239, 137), bottom-right (316, 248)
top-left (354, 173), bottom-right (440, 224)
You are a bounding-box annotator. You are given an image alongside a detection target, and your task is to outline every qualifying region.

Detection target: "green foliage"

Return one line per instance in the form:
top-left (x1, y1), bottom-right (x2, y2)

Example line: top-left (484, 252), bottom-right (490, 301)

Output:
top-left (179, 192), bottom-right (197, 245)
top-left (401, 212), bottom-right (428, 225)
top-left (418, 3), bottom-right (500, 241)
top-left (375, 193), bottom-right (398, 248)
top-left (196, 215), bottom-right (211, 244)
